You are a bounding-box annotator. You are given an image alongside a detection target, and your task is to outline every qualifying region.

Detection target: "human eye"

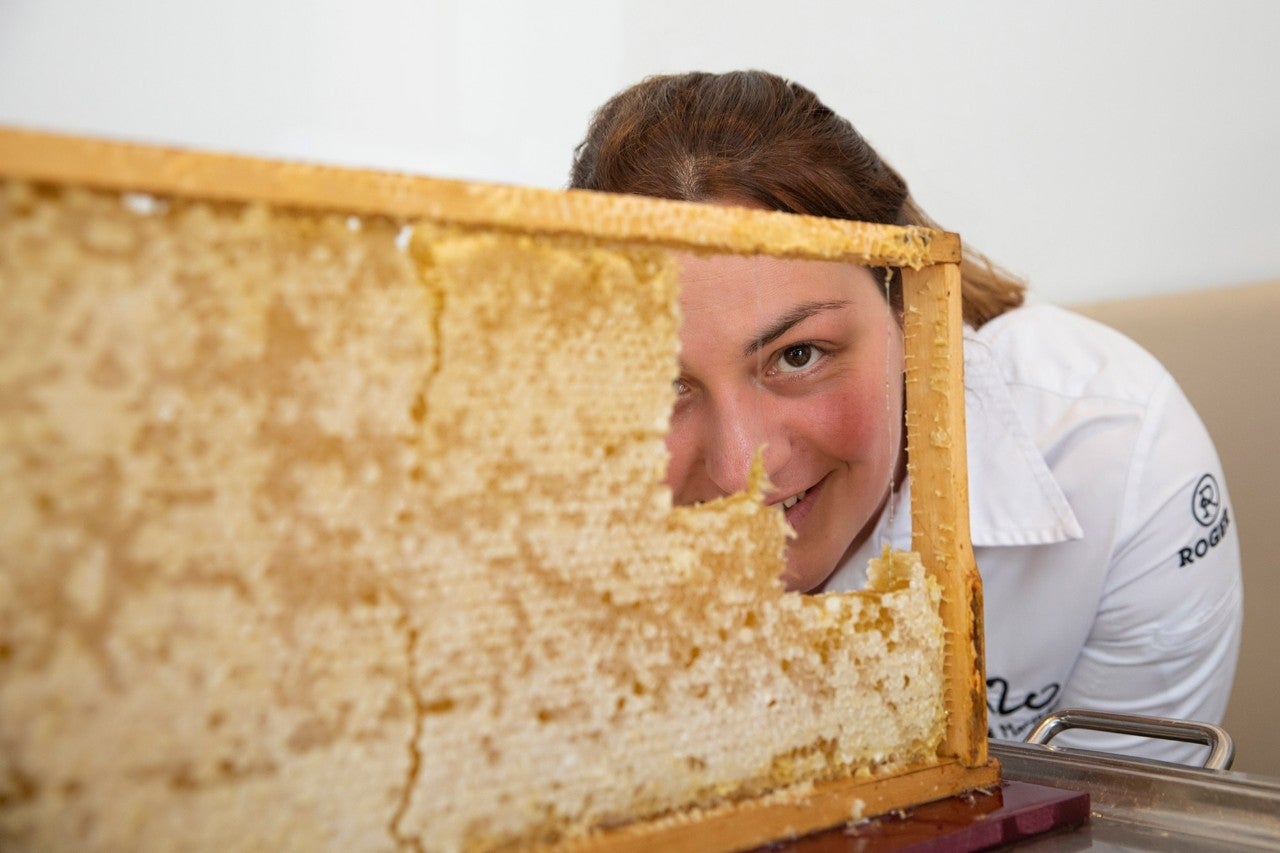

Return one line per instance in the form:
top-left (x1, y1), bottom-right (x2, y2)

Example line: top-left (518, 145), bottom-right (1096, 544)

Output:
top-left (772, 342), bottom-right (823, 374)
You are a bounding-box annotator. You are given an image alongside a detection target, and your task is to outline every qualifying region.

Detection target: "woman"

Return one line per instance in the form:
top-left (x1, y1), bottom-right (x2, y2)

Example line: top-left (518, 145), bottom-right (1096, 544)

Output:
top-left (570, 70), bottom-right (1242, 763)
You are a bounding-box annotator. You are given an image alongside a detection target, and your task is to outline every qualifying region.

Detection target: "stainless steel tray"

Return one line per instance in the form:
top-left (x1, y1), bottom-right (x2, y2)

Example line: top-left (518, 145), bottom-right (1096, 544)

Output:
top-left (994, 739), bottom-right (1280, 850)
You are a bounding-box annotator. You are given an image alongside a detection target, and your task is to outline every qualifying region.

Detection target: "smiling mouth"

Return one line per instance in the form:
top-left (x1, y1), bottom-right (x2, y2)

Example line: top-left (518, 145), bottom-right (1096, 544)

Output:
top-left (778, 476), bottom-right (826, 529)
top-left (781, 489), bottom-right (808, 510)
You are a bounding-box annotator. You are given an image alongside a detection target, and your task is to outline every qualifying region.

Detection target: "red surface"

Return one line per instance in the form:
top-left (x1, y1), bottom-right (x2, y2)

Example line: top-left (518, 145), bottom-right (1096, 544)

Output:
top-left (767, 781), bottom-right (1090, 851)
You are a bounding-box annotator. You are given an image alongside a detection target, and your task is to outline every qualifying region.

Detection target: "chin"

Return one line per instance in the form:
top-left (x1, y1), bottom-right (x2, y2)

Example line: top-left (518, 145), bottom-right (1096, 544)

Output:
top-left (780, 560), bottom-right (826, 594)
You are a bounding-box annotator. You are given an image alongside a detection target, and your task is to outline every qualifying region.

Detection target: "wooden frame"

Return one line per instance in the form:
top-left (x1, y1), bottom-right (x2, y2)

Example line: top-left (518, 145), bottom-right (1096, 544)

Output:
top-left (0, 127), bottom-right (994, 849)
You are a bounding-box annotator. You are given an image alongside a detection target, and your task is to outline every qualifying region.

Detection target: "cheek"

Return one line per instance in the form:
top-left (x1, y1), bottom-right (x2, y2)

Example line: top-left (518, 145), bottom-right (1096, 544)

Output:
top-left (803, 373), bottom-right (901, 468)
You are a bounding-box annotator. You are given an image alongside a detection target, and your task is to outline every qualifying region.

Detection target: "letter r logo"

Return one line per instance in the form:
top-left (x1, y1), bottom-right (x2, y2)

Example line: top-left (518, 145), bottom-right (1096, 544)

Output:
top-left (1192, 474), bottom-right (1222, 527)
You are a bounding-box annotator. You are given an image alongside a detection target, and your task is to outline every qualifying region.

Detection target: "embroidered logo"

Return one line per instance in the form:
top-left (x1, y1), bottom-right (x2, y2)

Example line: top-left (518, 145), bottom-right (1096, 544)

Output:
top-left (985, 677), bottom-right (1061, 739)
top-left (1191, 473), bottom-right (1222, 526)
top-left (1177, 473), bottom-right (1230, 567)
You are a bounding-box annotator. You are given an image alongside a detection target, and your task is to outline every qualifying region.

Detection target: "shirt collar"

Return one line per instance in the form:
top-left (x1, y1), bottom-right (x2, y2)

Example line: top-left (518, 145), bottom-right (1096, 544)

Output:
top-left (959, 328), bottom-right (1083, 547)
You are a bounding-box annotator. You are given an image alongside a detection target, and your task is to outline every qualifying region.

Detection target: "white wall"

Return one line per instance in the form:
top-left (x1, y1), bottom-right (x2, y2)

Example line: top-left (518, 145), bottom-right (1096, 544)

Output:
top-left (2, 0), bottom-right (1277, 304)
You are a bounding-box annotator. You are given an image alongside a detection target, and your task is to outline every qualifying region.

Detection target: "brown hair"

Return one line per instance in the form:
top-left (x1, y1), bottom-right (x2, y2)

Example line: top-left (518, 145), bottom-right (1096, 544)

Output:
top-left (570, 70), bottom-right (1025, 327)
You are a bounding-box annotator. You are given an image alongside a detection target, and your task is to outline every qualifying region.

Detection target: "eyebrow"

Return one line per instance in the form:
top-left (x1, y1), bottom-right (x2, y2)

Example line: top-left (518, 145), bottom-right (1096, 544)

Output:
top-left (742, 300), bottom-right (851, 358)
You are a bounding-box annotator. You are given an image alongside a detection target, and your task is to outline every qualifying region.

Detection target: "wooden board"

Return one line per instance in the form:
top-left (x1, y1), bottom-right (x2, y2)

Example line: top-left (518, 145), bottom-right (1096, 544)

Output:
top-left (901, 264), bottom-right (987, 769)
top-left (0, 126), bottom-right (959, 267)
top-left (558, 760), bottom-right (1001, 852)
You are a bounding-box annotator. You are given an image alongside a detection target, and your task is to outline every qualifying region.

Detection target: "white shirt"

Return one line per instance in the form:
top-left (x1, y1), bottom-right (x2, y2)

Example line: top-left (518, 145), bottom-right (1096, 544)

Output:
top-left (825, 304), bottom-right (1243, 766)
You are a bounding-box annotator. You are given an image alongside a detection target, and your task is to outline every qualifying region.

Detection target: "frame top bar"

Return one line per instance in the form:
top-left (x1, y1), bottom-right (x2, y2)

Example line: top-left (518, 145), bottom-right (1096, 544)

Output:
top-left (0, 126), bottom-right (960, 268)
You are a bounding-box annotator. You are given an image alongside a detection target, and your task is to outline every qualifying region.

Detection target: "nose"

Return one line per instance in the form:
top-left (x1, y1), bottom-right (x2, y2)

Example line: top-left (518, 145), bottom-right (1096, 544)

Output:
top-left (700, 390), bottom-right (791, 497)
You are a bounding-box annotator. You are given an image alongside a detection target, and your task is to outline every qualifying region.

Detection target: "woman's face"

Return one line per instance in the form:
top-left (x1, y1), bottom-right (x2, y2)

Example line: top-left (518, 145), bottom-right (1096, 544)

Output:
top-left (667, 252), bottom-right (905, 592)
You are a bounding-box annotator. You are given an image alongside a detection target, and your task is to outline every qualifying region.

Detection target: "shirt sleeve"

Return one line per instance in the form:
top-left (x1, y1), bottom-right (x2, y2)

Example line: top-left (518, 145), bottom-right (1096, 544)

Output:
top-left (1052, 374), bottom-right (1243, 766)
